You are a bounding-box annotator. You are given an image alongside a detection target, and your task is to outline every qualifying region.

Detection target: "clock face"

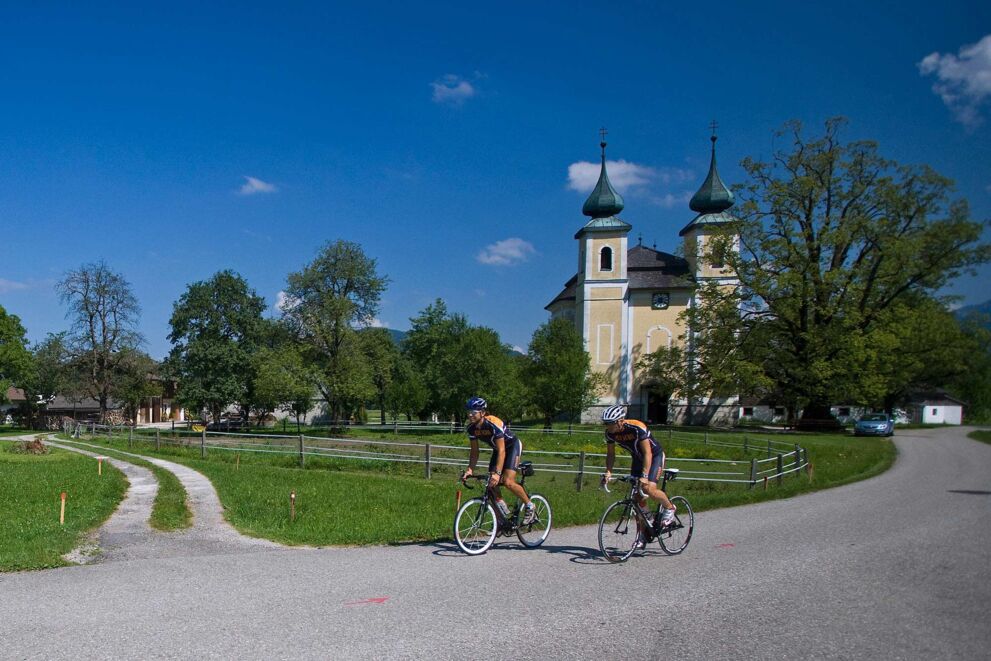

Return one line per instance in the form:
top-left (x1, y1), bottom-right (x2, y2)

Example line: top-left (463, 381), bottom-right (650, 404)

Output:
top-left (651, 292), bottom-right (669, 310)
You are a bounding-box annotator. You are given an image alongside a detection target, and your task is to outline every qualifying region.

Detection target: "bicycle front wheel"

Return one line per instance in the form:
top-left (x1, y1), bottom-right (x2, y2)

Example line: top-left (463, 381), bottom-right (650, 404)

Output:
top-left (516, 494), bottom-right (552, 548)
top-left (658, 495), bottom-right (694, 555)
top-left (598, 500), bottom-right (640, 563)
top-left (454, 498), bottom-right (497, 555)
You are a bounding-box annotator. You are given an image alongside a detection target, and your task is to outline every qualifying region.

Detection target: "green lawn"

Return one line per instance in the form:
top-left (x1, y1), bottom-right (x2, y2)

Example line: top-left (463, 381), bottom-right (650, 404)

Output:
top-left (59, 428), bottom-right (895, 547)
top-left (968, 430), bottom-right (991, 445)
top-left (0, 443), bottom-right (127, 571)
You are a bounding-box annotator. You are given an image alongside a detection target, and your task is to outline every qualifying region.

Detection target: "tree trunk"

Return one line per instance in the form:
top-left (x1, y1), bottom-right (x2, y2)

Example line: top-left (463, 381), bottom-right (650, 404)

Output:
top-left (797, 401), bottom-right (843, 431)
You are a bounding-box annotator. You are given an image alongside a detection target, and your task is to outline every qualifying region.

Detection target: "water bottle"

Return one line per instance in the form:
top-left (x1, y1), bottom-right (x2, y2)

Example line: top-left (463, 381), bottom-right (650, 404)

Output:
top-left (495, 498), bottom-right (510, 517)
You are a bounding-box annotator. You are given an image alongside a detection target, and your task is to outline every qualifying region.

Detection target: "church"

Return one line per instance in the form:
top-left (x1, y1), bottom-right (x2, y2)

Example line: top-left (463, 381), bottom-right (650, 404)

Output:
top-left (546, 132), bottom-right (741, 425)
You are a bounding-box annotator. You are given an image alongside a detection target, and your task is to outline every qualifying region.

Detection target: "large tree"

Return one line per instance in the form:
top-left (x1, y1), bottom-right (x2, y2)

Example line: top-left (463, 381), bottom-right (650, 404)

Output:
top-left (282, 240), bottom-right (388, 421)
top-left (640, 119), bottom-right (990, 425)
top-left (357, 327), bottom-right (399, 424)
top-left (57, 261), bottom-right (144, 422)
top-left (251, 344), bottom-right (316, 431)
top-left (167, 270), bottom-right (266, 422)
top-left (0, 305), bottom-right (31, 403)
top-left (525, 317), bottom-right (605, 429)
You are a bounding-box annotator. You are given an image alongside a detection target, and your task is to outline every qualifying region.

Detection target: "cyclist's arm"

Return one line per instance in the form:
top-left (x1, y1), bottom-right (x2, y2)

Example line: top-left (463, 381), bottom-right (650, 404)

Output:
top-left (605, 441), bottom-right (615, 476)
top-left (465, 439), bottom-right (480, 475)
top-left (491, 437), bottom-right (506, 479)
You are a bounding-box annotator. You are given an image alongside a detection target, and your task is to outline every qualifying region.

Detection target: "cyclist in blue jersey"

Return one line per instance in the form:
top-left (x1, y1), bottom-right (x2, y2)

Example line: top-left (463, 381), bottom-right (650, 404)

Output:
top-left (599, 405), bottom-right (677, 527)
top-left (460, 396), bottom-right (536, 524)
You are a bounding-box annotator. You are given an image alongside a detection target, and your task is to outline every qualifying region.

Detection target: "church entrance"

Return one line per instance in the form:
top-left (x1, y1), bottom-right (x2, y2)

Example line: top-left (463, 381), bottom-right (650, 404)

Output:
top-left (645, 388), bottom-right (670, 425)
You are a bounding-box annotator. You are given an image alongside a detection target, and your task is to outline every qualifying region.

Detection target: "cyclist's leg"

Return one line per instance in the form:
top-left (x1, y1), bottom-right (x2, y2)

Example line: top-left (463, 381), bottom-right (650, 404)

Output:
top-left (500, 441), bottom-right (530, 505)
top-left (642, 453), bottom-right (674, 510)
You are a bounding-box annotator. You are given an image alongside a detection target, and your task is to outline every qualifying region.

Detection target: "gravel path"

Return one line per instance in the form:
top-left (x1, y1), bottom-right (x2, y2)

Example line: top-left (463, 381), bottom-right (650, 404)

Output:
top-left (1, 426), bottom-right (988, 660)
top-left (45, 437), bottom-right (281, 563)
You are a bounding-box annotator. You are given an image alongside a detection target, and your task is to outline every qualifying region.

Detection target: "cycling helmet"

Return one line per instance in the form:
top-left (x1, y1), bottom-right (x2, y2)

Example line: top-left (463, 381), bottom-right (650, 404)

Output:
top-left (466, 396), bottom-right (488, 411)
top-left (601, 405), bottom-right (626, 423)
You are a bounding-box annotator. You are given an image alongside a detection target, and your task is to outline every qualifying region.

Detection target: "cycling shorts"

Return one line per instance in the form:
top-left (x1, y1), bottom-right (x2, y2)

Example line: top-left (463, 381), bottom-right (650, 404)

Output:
top-left (488, 437), bottom-right (523, 475)
top-left (630, 451), bottom-right (664, 483)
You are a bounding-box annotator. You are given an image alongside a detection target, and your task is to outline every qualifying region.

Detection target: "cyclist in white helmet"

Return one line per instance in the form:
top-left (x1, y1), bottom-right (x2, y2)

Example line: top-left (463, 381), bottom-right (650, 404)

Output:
top-left (461, 396), bottom-right (536, 524)
top-left (600, 405), bottom-right (677, 527)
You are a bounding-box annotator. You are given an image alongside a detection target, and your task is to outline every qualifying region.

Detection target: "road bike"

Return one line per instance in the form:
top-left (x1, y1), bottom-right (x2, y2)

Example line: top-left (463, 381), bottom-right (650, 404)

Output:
top-left (453, 461), bottom-right (552, 555)
top-left (598, 468), bottom-right (694, 562)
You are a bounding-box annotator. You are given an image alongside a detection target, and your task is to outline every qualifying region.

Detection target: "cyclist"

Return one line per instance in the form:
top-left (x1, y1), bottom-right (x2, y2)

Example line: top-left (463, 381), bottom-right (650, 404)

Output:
top-left (599, 405), bottom-right (677, 529)
top-left (460, 396), bottom-right (536, 525)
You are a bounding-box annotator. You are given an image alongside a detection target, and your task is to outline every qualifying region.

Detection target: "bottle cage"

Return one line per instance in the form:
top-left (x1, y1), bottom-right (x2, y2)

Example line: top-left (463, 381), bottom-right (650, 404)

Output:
top-left (519, 461), bottom-right (535, 477)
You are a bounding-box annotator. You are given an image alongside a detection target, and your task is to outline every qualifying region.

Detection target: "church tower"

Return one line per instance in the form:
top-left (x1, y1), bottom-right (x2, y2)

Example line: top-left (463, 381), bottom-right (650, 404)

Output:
top-left (575, 132), bottom-right (632, 406)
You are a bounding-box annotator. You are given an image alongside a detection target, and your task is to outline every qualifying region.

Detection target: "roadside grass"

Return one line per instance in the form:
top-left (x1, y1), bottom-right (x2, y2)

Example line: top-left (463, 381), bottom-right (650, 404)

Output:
top-left (62, 428), bottom-right (895, 547)
top-left (55, 440), bottom-right (191, 531)
top-left (0, 427), bottom-right (33, 437)
top-left (968, 430), bottom-right (991, 445)
top-left (0, 443), bottom-right (127, 571)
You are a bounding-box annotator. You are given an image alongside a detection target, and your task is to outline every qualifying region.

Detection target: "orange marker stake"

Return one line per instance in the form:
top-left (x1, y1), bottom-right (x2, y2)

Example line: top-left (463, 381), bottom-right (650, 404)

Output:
top-left (763, 476), bottom-right (768, 491)
top-left (59, 492), bottom-right (66, 525)
top-left (290, 490), bottom-right (296, 522)
top-left (97, 457), bottom-right (103, 476)
top-left (236, 453), bottom-right (240, 470)
top-left (455, 490), bottom-right (462, 513)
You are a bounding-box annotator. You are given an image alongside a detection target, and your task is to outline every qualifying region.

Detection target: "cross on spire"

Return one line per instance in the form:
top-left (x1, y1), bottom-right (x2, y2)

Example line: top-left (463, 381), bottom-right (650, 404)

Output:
top-left (599, 126), bottom-right (608, 143)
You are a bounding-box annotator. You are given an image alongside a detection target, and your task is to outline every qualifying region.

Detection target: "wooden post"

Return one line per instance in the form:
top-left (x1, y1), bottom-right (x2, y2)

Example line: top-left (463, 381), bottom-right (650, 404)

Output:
top-left (298, 434), bottom-right (305, 468)
top-left (743, 434), bottom-right (749, 453)
top-left (98, 457), bottom-right (103, 476)
top-left (767, 439), bottom-right (772, 459)
top-left (794, 444), bottom-right (801, 473)
top-left (128, 426), bottom-right (133, 448)
top-left (236, 453), bottom-right (240, 470)
top-left (749, 458), bottom-right (757, 488)
top-left (290, 490), bottom-right (296, 522)
top-left (201, 428), bottom-right (206, 459)
top-left (59, 491), bottom-right (66, 525)
top-left (156, 429), bottom-right (161, 451)
top-left (763, 476), bottom-right (768, 490)
top-left (704, 430), bottom-right (708, 445)
top-left (424, 443), bottom-right (431, 479)
top-left (576, 450), bottom-right (586, 492)
top-left (776, 454), bottom-right (784, 485)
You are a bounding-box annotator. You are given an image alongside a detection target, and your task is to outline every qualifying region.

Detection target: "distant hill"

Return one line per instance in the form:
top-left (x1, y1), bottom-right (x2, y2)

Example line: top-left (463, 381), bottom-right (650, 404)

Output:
top-left (955, 300), bottom-right (991, 330)
top-left (388, 329), bottom-right (408, 344)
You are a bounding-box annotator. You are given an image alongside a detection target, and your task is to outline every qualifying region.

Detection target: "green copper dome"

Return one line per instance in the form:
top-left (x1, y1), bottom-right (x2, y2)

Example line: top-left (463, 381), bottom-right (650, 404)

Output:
top-left (582, 141), bottom-right (625, 218)
top-left (689, 135), bottom-right (734, 214)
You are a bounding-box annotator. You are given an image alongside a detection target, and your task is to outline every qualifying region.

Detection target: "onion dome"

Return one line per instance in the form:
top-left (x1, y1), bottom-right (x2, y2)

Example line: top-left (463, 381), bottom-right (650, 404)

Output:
top-left (688, 134), bottom-right (734, 214)
top-left (582, 139), bottom-right (625, 218)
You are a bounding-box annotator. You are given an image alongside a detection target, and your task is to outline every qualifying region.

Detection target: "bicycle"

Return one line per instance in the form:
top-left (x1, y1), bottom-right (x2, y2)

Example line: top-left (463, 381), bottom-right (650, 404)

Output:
top-left (597, 468), bottom-right (694, 562)
top-left (453, 461), bottom-right (552, 555)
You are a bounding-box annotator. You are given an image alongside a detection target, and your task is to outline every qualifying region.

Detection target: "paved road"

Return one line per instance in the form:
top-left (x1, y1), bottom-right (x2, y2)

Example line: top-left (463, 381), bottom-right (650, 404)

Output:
top-left (1, 427), bottom-right (989, 659)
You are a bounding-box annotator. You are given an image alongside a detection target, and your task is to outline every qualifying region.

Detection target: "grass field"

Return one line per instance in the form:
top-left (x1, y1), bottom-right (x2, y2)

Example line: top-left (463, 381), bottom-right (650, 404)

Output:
top-left (55, 428), bottom-right (895, 547)
top-left (968, 430), bottom-right (991, 445)
top-left (0, 441), bottom-right (127, 571)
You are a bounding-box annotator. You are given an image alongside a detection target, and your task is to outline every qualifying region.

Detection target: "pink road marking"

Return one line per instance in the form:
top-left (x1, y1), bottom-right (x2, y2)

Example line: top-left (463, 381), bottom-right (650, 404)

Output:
top-left (716, 543), bottom-right (735, 549)
top-left (344, 597), bottom-right (390, 606)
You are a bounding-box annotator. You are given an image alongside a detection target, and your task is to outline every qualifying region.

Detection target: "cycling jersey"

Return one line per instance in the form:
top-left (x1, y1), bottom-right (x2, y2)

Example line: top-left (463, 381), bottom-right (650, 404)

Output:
top-left (467, 414), bottom-right (523, 473)
top-left (604, 419), bottom-right (662, 463)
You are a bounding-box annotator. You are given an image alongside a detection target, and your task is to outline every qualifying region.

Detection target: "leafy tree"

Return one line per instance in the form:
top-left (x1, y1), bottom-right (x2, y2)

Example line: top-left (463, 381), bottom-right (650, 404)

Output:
top-left (167, 270), bottom-right (266, 422)
top-left (525, 317), bottom-right (605, 429)
top-left (384, 354), bottom-right (428, 422)
top-left (282, 240), bottom-right (388, 421)
top-left (950, 311), bottom-right (991, 422)
top-left (0, 305), bottom-right (31, 403)
top-left (357, 327), bottom-right (399, 424)
top-left (114, 350), bottom-right (162, 424)
top-left (641, 119), bottom-right (991, 425)
top-left (17, 333), bottom-right (78, 426)
top-left (57, 261), bottom-right (144, 422)
top-left (251, 345), bottom-right (315, 431)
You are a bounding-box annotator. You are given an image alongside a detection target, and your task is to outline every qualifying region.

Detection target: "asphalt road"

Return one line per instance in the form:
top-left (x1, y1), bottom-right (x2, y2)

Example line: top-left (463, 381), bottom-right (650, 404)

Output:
top-left (1, 426), bottom-right (989, 660)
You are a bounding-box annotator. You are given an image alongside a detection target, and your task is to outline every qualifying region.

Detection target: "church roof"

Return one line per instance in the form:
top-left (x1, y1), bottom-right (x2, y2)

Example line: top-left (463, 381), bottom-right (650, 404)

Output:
top-left (574, 215), bottom-right (632, 239)
top-left (544, 245), bottom-right (692, 310)
top-left (678, 210), bottom-right (737, 237)
top-left (680, 133), bottom-right (737, 236)
top-left (582, 140), bottom-right (625, 219)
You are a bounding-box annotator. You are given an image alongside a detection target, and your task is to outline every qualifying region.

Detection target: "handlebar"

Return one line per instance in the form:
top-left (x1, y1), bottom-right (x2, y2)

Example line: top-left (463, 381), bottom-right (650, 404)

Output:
top-left (600, 474), bottom-right (645, 495)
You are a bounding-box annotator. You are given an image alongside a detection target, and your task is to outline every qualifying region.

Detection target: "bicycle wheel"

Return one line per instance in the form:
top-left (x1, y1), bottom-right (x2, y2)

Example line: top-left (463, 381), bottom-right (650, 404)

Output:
top-left (454, 498), bottom-right (498, 555)
top-left (516, 494), bottom-right (552, 548)
top-left (658, 495), bottom-right (694, 555)
top-left (598, 500), bottom-right (640, 563)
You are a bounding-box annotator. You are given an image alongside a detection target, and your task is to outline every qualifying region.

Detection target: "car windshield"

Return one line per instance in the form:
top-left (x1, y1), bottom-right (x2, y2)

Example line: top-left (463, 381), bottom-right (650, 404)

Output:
top-left (861, 414), bottom-right (888, 422)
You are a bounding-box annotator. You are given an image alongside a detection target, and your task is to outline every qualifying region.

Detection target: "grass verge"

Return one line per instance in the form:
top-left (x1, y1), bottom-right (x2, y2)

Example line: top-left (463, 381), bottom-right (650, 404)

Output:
top-left (967, 430), bottom-right (991, 445)
top-left (0, 441), bottom-right (127, 571)
top-left (61, 429), bottom-right (895, 547)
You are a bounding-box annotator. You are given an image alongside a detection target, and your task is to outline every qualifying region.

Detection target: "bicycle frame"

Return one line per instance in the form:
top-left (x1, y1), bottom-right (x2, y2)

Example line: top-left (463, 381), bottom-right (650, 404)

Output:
top-left (461, 470), bottom-right (531, 531)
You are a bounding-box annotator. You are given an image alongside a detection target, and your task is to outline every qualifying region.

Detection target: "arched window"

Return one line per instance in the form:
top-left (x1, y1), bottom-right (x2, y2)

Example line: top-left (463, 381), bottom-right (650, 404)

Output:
top-left (600, 246), bottom-right (613, 272)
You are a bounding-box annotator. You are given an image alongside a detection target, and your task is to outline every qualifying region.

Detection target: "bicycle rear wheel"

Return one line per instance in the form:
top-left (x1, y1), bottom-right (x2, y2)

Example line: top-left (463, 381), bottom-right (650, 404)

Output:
top-left (516, 494), bottom-right (552, 548)
top-left (598, 500), bottom-right (640, 563)
top-left (454, 498), bottom-right (497, 555)
top-left (658, 495), bottom-right (694, 555)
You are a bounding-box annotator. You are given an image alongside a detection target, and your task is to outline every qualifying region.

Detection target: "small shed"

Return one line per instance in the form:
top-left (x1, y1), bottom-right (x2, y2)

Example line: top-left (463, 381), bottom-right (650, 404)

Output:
top-left (906, 391), bottom-right (965, 425)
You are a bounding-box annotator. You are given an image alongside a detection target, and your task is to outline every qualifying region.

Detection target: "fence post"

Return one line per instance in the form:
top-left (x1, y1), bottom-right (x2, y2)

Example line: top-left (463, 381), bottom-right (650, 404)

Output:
top-left (298, 434), bottom-right (305, 468)
top-left (704, 430), bottom-right (708, 445)
top-left (424, 443), bottom-right (431, 479)
top-left (794, 444), bottom-right (802, 474)
top-left (743, 434), bottom-right (749, 453)
top-left (576, 450), bottom-right (586, 492)
top-left (749, 458), bottom-right (757, 488)
top-left (767, 439), bottom-right (772, 459)
top-left (201, 428), bottom-right (206, 459)
top-left (128, 426), bottom-right (133, 448)
top-left (776, 454), bottom-right (783, 485)
top-left (156, 429), bottom-right (161, 451)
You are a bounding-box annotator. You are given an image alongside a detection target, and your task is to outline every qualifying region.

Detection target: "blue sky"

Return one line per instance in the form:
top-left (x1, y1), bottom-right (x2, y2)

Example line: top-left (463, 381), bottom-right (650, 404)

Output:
top-left (1, 1), bottom-right (990, 358)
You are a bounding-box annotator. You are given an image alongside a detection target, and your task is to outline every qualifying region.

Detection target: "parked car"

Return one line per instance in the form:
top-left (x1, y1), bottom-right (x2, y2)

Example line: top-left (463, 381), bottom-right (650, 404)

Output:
top-left (854, 413), bottom-right (894, 437)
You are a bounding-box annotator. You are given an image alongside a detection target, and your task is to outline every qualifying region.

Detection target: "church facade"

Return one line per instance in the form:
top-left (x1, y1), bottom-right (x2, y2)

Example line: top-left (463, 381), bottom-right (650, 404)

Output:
top-left (546, 134), bottom-right (741, 425)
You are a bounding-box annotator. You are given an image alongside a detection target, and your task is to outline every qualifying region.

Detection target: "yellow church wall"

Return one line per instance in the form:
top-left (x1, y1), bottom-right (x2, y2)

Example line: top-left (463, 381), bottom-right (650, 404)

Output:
top-left (583, 234), bottom-right (626, 281)
top-left (587, 297), bottom-right (624, 401)
top-left (627, 291), bottom-right (692, 396)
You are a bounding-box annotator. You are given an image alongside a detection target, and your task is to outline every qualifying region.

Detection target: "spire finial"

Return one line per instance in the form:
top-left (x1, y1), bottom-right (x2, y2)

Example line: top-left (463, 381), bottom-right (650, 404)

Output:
top-left (638, 232), bottom-right (643, 246)
top-left (689, 126), bottom-right (734, 214)
top-left (582, 128), bottom-right (625, 218)
top-left (709, 120), bottom-right (719, 144)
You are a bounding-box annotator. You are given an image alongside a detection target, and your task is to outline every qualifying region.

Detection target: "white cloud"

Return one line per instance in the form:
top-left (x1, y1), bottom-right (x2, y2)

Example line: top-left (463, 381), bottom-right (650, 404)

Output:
top-left (512, 345), bottom-right (525, 354)
top-left (568, 160), bottom-right (655, 192)
top-left (650, 190), bottom-right (694, 209)
top-left (0, 278), bottom-right (28, 294)
top-left (238, 176), bottom-right (278, 195)
top-left (919, 34), bottom-right (991, 128)
top-left (430, 74), bottom-right (477, 105)
top-left (368, 318), bottom-right (389, 328)
top-left (476, 238), bottom-right (536, 266)
top-left (275, 290), bottom-right (298, 312)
